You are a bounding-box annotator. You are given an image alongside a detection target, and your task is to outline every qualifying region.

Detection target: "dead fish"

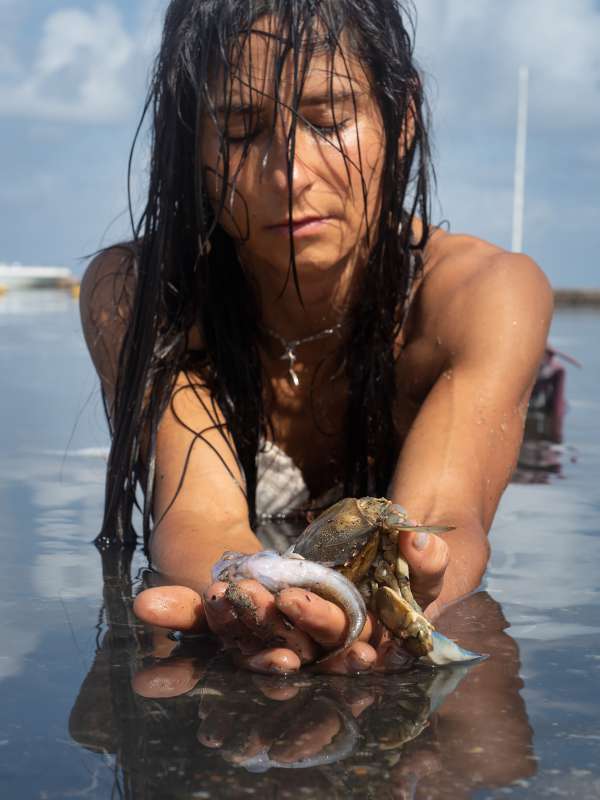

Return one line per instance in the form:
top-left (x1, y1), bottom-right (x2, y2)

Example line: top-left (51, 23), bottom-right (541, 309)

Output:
top-left (212, 550), bottom-right (367, 657)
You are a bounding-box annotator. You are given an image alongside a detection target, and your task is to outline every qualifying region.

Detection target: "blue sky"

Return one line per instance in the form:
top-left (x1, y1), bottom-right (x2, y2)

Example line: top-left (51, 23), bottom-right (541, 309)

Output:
top-left (0, 0), bottom-right (599, 287)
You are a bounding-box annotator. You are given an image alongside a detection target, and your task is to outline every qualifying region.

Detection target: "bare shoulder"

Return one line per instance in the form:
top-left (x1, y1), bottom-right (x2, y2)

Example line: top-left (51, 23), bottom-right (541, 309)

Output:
top-left (418, 230), bottom-right (553, 355)
top-left (80, 243), bottom-right (136, 329)
top-left (79, 243), bottom-right (138, 399)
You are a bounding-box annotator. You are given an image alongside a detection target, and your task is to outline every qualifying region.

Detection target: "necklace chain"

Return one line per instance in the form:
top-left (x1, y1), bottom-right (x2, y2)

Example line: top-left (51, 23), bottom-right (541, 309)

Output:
top-left (264, 322), bottom-right (343, 388)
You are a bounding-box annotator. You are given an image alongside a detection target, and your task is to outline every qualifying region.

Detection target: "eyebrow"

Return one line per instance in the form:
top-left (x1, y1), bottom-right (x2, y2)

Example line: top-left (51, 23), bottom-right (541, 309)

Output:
top-left (215, 89), bottom-right (359, 116)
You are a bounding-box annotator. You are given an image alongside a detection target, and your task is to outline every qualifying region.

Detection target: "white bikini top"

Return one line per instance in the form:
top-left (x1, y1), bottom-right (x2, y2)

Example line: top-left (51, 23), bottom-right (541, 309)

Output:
top-left (255, 439), bottom-right (342, 519)
top-left (254, 439), bottom-right (343, 549)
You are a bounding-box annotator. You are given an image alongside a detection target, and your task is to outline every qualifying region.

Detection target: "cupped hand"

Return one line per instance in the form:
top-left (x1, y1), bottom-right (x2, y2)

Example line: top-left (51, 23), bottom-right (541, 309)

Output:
top-left (206, 580), bottom-right (381, 674)
top-left (132, 526), bottom-right (453, 676)
top-left (134, 580), bottom-right (387, 675)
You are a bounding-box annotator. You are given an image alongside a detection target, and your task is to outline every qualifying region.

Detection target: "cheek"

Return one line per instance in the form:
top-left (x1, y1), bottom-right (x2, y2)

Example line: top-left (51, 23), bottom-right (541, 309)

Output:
top-left (357, 123), bottom-right (385, 183)
top-left (337, 123), bottom-right (384, 211)
top-left (201, 152), bottom-right (251, 233)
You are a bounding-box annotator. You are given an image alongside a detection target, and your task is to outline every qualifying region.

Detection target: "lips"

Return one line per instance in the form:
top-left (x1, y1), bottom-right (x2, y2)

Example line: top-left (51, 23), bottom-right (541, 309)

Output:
top-left (267, 215), bottom-right (330, 229)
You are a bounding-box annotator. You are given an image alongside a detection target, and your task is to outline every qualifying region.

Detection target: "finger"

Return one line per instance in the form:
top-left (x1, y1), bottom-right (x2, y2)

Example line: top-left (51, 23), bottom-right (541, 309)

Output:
top-left (220, 731), bottom-right (268, 765)
top-left (226, 580), bottom-right (318, 663)
top-left (131, 658), bottom-right (202, 698)
top-left (398, 530), bottom-right (449, 578)
top-left (197, 728), bottom-right (225, 749)
top-left (269, 706), bottom-right (341, 764)
top-left (275, 588), bottom-right (373, 648)
top-left (150, 627), bottom-right (179, 659)
top-left (313, 641), bottom-right (377, 675)
top-left (252, 676), bottom-right (301, 701)
top-left (133, 586), bottom-right (206, 632)
top-left (203, 582), bottom-right (263, 654)
top-left (332, 684), bottom-right (377, 718)
top-left (197, 711), bottom-right (265, 757)
top-left (347, 692), bottom-right (376, 718)
top-left (234, 647), bottom-right (302, 675)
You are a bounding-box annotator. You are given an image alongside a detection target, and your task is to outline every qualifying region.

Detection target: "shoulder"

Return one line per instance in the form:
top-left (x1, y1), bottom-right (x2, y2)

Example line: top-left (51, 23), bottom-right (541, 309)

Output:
top-left (79, 243), bottom-right (137, 330)
top-left (79, 243), bottom-right (138, 398)
top-left (416, 229), bottom-right (553, 353)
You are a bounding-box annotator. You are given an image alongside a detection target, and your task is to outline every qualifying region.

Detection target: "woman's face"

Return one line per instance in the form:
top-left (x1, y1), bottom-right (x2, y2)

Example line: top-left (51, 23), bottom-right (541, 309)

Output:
top-left (200, 17), bottom-right (386, 287)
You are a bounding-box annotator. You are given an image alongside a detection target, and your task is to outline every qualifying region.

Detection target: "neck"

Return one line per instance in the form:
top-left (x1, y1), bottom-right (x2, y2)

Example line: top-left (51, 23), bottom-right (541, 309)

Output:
top-left (238, 244), bottom-right (367, 342)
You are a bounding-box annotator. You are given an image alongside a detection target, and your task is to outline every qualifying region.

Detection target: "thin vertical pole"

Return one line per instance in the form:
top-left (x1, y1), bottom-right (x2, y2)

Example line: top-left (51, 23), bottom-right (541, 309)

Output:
top-left (512, 66), bottom-right (529, 253)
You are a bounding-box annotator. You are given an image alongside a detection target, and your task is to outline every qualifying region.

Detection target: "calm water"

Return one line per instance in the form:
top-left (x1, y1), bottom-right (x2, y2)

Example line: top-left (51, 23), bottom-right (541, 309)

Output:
top-left (1, 291), bottom-right (599, 800)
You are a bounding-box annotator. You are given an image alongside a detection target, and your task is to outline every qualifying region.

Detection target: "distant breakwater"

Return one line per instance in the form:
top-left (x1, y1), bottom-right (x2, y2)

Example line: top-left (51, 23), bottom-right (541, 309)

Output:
top-left (554, 289), bottom-right (600, 307)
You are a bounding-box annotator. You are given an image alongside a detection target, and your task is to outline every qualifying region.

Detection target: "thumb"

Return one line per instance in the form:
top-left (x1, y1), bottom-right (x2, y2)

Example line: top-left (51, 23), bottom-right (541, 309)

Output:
top-left (397, 531), bottom-right (449, 606)
top-left (133, 585), bottom-right (207, 632)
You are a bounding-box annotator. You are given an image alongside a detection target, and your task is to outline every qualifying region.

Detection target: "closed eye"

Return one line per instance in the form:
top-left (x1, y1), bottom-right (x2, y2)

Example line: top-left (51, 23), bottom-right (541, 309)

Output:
top-left (225, 117), bottom-right (351, 144)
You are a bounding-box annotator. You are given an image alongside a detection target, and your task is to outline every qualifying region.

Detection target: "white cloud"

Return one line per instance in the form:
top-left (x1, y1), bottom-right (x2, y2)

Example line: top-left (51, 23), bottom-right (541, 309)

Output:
top-left (415, 0), bottom-right (600, 131)
top-left (0, 2), bottom-right (160, 123)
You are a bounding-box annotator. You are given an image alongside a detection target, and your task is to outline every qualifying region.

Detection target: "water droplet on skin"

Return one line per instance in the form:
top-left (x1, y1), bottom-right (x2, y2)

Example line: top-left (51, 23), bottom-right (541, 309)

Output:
top-left (435, 336), bottom-right (442, 346)
top-left (500, 422), bottom-right (507, 433)
top-left (512, 320), bottom-right (518, 326)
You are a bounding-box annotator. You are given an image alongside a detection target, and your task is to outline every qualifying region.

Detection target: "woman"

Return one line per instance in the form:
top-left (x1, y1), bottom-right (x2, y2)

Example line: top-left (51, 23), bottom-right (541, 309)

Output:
top-left (80, 0), bottom-right (552, 675)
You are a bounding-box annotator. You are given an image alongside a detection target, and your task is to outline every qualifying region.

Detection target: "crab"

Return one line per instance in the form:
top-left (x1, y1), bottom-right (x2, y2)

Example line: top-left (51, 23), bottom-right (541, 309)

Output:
top-left (215, 496), bottom-right (482, 666)
top-left (289, 497), bottom-right (454, 658)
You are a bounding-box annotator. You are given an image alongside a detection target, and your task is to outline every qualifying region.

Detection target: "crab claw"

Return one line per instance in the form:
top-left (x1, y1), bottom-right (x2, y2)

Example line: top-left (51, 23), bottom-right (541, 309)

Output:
top-left (420, 631), bottom-right (485, 667)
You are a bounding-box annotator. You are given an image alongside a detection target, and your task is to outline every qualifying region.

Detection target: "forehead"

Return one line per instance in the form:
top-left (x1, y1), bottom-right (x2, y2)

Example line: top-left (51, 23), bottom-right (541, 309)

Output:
top-left (212, 14), bottom-right (371, 106)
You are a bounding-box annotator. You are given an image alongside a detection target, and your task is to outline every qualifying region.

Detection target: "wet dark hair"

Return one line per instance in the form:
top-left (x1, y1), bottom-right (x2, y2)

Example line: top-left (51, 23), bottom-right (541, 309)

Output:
top-left (95, 0), bottom-right (432, 550)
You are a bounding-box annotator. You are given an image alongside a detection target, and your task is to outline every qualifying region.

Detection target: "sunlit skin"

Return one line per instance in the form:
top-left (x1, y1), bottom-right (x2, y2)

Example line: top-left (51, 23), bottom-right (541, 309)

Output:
top-left (81, 16), bottom-right (553, 675)
top-left (200, 22), bottom-right (386, 338)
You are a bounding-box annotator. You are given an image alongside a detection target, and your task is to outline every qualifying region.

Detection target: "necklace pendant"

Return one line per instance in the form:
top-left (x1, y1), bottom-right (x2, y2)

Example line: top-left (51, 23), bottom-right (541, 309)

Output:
top-left (283, 348), bottom-right (301, 388)
top-left (265, 322), bottom-right (343, 391)
top-left (288, 368), bottom-right (301, 388)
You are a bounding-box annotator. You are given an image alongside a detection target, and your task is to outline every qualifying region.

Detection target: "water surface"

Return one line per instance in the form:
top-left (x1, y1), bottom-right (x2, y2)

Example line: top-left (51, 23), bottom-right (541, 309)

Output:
top-left (0, 292), bottom-right (598, 799)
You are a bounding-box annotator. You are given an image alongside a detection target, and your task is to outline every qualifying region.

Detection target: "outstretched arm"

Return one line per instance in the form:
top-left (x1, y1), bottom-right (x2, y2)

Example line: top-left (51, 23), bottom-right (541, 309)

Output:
top-left (80, 247), bottom-right (262, 584)
top-left (389, 242), bottom-right (553, 617)
top-left (81, 249), bottom-right (378, 673)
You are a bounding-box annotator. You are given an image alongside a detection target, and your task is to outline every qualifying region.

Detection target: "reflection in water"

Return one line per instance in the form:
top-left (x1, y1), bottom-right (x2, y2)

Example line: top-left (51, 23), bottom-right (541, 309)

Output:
top-left (513, 347), bottom-right (579, 485)
top-left (69, 547), bottom-right (536, 799)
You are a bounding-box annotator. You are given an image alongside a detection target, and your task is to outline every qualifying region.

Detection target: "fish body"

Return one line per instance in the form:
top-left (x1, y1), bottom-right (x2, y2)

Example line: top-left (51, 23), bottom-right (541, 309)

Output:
top-left (212, 547), bottom-right (483, 668)
top-left (212, 550), bottom-right (367, 653)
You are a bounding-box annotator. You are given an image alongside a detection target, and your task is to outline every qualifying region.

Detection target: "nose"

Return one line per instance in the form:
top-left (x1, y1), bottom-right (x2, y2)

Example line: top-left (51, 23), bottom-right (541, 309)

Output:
top-left (258, 117), bottom-right (315, 197)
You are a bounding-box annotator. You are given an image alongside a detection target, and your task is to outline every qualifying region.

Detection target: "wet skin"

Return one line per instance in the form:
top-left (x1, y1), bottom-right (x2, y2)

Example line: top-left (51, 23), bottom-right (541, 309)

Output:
top-left (118, 592), bottom-right (536, 797)
top-left (82, 15), bottom-right (553, 674)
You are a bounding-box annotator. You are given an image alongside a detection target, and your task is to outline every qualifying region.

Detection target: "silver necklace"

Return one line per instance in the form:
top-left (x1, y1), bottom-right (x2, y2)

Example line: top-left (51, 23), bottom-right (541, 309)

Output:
top-left (264, 322), bottom-right (343, 388)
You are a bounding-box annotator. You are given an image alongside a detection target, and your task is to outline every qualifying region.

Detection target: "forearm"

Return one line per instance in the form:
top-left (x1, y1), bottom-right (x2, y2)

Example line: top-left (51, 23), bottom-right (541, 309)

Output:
top-left (426, 523), bottom-right (490, 620)
top-left (149, 510), bottom-right (263, 592)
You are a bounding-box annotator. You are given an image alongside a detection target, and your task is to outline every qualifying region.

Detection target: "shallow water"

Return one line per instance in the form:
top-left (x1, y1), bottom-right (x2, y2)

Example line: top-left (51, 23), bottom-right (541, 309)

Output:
top-left (0, 291), bottom-right (599, 799)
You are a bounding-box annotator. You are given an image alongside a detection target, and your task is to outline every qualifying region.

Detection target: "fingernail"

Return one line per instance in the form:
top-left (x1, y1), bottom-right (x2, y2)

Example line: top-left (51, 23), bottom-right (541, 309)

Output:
top-left (413, 531), bottom-right (429, 551)
top-left (246, 651), bottom-right (299, 674)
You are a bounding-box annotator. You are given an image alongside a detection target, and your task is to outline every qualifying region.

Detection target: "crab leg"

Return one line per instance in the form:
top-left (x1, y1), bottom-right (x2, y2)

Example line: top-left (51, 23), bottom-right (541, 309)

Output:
top-left (394, 555), bottom-right (424, 614)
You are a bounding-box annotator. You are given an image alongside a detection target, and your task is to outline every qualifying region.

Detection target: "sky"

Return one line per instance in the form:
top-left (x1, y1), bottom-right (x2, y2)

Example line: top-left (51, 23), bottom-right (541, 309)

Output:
top-left (0, 0), bottom-right (599, 287)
